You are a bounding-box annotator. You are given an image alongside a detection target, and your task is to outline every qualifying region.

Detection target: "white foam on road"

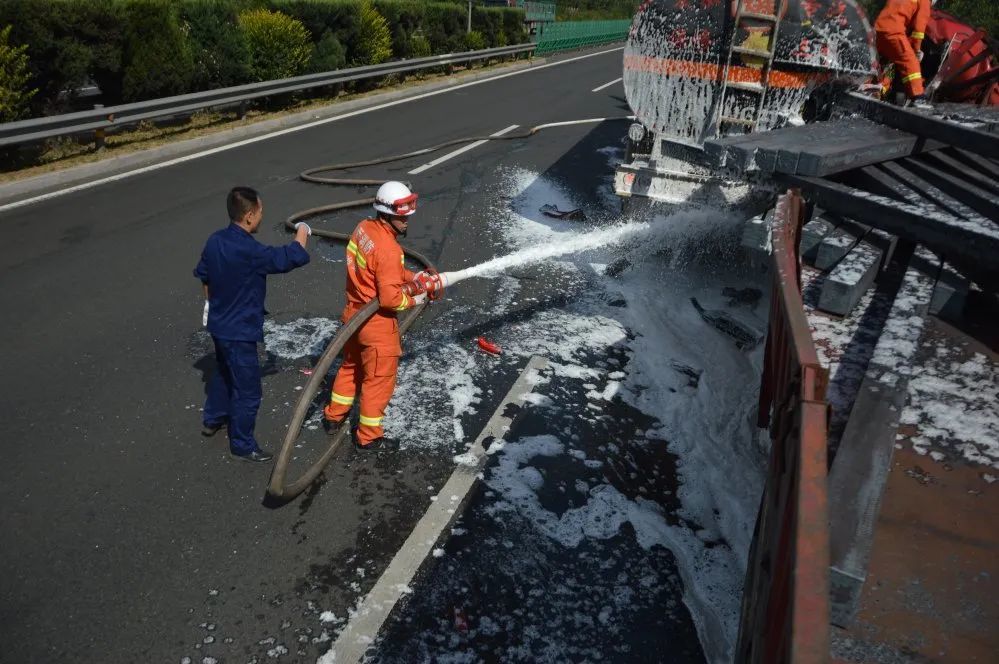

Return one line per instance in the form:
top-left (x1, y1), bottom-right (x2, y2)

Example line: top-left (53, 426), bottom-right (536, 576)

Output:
top-left (263, 317), bottom-right (341, 360)
top-left (302, 167), bottom-right (764, 663)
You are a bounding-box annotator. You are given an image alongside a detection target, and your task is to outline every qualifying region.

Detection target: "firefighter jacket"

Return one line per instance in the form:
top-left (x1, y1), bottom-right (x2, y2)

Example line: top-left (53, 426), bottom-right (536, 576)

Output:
top-left (875, 0), bottom-right (931, 52)
top-left (342, 218), bottom-right (417, 351)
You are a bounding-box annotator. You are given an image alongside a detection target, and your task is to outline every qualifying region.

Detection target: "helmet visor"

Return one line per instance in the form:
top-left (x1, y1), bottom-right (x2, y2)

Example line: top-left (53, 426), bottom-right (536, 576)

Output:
top-left (392, 192), bottom-right (418, 215)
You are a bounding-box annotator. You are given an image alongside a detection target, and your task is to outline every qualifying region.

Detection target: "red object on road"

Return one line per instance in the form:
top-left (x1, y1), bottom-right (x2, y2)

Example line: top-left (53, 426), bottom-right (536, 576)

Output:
top-left (476, 337), bottom-right (502, 355)
top-left (453, 606), bottom-right (469, 632)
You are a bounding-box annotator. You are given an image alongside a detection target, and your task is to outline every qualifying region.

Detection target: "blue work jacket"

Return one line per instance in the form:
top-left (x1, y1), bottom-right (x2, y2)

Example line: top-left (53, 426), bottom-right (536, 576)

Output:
top-left (194, 223), bottom-right (310, 342)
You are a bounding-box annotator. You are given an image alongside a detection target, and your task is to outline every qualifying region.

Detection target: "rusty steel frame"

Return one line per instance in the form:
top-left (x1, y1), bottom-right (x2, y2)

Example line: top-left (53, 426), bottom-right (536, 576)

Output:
top-left (736, 190), bottom-right (831, 663)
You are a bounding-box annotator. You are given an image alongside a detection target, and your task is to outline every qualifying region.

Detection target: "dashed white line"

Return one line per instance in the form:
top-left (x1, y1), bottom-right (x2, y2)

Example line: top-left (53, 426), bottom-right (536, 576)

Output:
top-left (592, 77), bottom-right (623, 92)
top-left (0, 47), bottom-right (624, 214)
top-left (408, 124), bottom-right (520, 175)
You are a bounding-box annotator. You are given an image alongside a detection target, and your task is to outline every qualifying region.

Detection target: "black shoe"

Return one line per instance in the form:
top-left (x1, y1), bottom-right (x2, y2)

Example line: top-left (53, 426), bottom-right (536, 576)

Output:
top-left (233, 449), bottom-right (273, 463)
top-left (354, 436), bottom-right (397, 451)
top-left (201, 421), bottom-right (227, 437)
top-left (323, 417), bottom-right (348, 436)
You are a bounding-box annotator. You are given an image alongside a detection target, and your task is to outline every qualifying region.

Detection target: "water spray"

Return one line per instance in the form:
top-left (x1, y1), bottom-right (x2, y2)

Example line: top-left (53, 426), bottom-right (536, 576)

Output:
top-left (402, 221), bottom-right (652, 300)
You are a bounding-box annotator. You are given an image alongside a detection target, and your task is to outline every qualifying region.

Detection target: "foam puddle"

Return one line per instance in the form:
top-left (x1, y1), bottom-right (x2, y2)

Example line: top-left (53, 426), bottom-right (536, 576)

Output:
top-left (362, 167), bottom-right (767, 663)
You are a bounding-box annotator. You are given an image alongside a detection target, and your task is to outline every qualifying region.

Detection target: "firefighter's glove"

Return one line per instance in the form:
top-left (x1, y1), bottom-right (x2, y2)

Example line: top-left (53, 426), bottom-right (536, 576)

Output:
top-left (410, 291), bottom-right (428, 306)
top-left (294, 222), bottom-right (313, 236)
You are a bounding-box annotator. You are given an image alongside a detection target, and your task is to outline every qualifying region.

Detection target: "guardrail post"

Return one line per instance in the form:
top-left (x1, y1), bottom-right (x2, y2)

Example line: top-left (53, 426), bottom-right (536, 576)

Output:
top-left (237, 101), bottom-right (248, 121)
top-left (93, 104), bottom-right (106, 151)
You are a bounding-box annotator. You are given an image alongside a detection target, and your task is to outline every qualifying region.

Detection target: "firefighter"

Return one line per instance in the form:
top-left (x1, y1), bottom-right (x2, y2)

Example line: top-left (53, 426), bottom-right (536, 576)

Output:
top-left (323, 181), bottom-right (429, 450)
top-left (195, 186), bottom-right (312, 462)
top-left (874, 0), bottom-right (932, 106)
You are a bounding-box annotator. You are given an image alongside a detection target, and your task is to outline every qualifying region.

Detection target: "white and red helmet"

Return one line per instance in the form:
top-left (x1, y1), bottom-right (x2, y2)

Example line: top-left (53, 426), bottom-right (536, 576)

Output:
top-left (374, 181), bottom-right (418, 217)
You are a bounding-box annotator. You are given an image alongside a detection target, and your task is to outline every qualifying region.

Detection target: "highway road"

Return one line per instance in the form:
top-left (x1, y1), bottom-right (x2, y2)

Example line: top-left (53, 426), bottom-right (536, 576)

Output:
top-left (0, 46), bottom-right (721, 663)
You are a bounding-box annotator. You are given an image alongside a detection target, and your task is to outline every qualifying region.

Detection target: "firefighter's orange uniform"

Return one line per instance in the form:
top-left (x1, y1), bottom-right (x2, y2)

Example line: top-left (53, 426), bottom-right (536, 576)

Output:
top-left (324, 218), bottom-right (416, 444)
top-left (875, 0), bottom-right (931, 98)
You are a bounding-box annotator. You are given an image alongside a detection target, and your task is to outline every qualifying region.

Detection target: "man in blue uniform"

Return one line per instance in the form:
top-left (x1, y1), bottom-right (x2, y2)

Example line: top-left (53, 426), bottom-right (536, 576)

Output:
top-left (195, 187), bottom-right (312, 462)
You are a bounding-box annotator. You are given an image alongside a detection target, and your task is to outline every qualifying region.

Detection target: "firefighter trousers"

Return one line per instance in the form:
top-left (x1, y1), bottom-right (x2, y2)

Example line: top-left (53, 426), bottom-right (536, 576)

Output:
top-left (877, 32), bottom-right (924, 97)
top-left (324, 333), bottom-right (400, 444)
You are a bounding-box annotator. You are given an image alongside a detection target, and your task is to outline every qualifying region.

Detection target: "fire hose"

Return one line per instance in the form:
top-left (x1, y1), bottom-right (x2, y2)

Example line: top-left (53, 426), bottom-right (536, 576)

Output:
top-left (266, 116), bottom-right (633, 503)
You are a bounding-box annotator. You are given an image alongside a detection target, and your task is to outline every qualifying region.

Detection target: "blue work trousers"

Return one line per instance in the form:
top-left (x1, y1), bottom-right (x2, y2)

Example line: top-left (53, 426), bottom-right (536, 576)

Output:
top-left (203, 337), bottom-right (262, 455)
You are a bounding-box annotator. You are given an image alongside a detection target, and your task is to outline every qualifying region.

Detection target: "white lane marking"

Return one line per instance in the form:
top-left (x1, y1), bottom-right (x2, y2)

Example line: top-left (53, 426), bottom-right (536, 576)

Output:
top-left (408, 124), bottom-right (519, 175)
top-left (0, 47), bottom-right (625, 214)
top-left (591, 77), bottom-right (623, 92)
top-left (321, 356), bottom-right (549, 664)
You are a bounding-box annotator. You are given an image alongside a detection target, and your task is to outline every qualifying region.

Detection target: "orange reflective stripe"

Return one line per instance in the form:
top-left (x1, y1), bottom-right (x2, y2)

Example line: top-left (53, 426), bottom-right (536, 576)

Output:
top-left (623, 55), bottom-right (831, 90)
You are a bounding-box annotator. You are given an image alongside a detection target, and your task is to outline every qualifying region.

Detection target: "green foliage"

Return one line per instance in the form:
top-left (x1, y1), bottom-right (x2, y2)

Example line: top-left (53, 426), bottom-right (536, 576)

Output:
top-left (464, 29), bottom-right (486, 51)
top-left (424, 2), bottom-right (466, 53)
top-left (238, 8), bottom-right (314, 81)
top-left (409, 33), bottom-right (432, 57)
top-left (181, 0), bottom-right (253, 91)
top-left (121, 0), bottom-right (195, 102)
top-left (311, 29), bottom-right (346, 72)
top-left (557, 0), bottom-right (638, 21)
top-left (0, 24), bottom-right (36, 121)
top-left (0, 0), bottom-right (125, 112)
top-left (2, 0), bottom-right (527, 117)
top-left (933, 0), bottom-right (997, 37)
top-left (353, 0), bottom-right (393, 65)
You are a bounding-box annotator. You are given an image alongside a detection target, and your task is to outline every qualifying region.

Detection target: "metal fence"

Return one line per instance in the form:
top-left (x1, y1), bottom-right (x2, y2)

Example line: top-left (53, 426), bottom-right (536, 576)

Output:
top-left (534, 19), bottom-right (631, 55)
top-left (0, 44), bottom-right (534, 149)
top-left (524, 1), bottom-right (556, 23)
top-left (736, 190), bottom-right (831, 663)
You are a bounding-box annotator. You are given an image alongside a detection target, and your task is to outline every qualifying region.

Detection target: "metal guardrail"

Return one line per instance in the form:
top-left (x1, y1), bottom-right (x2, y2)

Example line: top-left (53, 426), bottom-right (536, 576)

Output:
top-left (736, 190), bottom-right (831, 663)
top-left (534, 19), bottom-right (631, 55)
top-left (0, 44), bottom-right (535, 149)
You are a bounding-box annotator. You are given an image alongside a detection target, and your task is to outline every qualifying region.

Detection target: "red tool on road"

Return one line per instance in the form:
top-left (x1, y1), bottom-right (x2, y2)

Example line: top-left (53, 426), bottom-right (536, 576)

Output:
top-left (477, 337), bottom-right (502, 355)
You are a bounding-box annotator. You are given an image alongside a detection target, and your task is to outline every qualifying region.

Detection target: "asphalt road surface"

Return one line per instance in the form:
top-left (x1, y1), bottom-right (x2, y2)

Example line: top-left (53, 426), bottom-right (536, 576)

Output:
top-left (0, 47), bottom-right (714, 663)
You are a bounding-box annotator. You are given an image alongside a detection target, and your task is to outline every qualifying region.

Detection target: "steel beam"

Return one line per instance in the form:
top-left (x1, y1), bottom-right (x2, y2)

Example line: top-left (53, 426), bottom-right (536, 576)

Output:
top-left (900, 157), bottom-right (999, 221)
top-left (880, 161), bottom-right (991, 222)
top-left (780, 173), bottom-right (999, 272)
top-left (922, 151), bottom-right (999, 196)
top-left (844, 92), bottom-right (999, 159)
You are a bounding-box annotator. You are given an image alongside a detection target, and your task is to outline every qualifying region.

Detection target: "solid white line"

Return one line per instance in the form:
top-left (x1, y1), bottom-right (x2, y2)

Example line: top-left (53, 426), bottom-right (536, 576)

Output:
top-left (408, 124), bottom-right (519, 175)
top-left (591, 77), bottom-right (623, 92)
top-left (0, 47), bottom-right (624, 214)
top-left (320, 356), bottom-right (549, 664)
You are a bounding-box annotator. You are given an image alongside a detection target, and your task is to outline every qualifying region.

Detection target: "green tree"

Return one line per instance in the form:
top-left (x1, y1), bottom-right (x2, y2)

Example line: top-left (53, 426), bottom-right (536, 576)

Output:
top-left (182, 1), bottom-right (252, 90)
top-left (238, 8), bottom-right (314, 82)
top-left (121, 0), bottom-right (195, 102)
top-left (353, 0), bottom-right (393, 66)
top-left (0, 24), bottom-right (36, 121)
top-left (311, 29), bottom-right (347, 72)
